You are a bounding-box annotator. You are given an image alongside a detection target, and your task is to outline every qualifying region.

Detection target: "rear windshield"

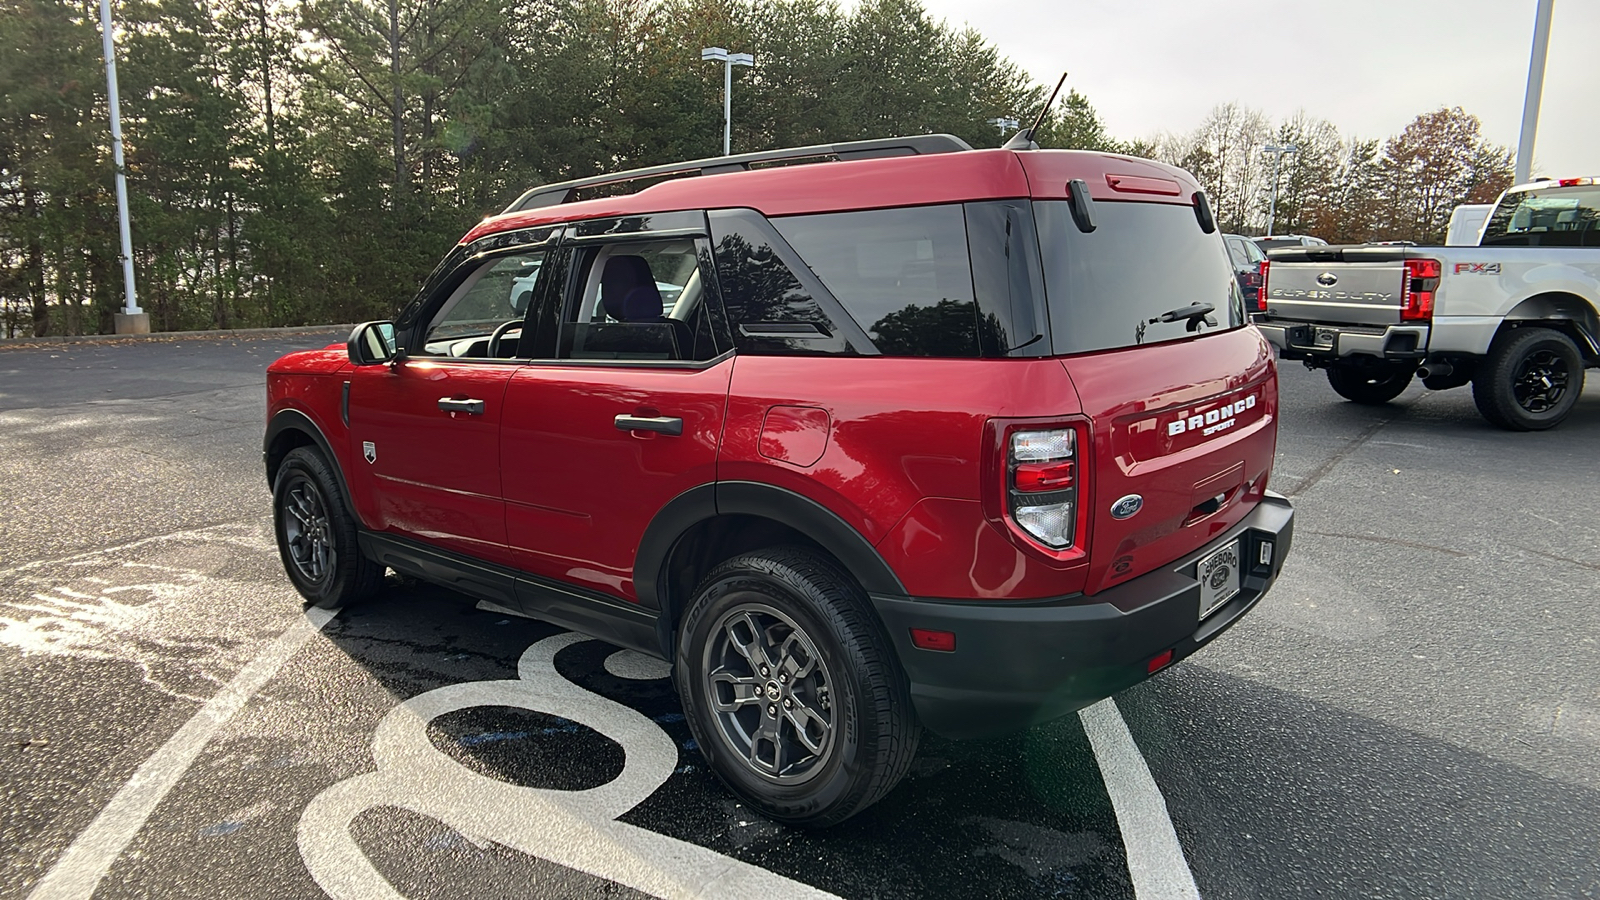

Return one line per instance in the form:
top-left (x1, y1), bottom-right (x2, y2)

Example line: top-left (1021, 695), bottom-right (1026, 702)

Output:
top-left (1035, 201), bottom-right (1243, 355)
top-left (1480, 185), bottom-right (1600, 247)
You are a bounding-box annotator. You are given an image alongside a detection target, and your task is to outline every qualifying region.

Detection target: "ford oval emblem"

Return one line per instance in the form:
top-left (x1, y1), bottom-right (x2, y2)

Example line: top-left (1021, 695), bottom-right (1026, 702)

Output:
top-left (1110, 494), bottom-right (1144, 520)
top-left (1316, 271), bottom-right (1339, 286)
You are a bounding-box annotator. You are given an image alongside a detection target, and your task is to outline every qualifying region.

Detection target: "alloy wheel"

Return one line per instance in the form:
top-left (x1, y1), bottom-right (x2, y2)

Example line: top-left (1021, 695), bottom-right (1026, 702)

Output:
top-left (1513, 349), bottom-right (1570, 413)
top-left (282, 476), bottom-right (336, 585)
top-left (703, 603), bottom-right (836, 784)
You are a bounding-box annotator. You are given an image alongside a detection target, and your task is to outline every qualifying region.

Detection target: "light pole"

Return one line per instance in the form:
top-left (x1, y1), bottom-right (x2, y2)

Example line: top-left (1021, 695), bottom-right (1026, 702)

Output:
top-left (1514, 0), bottom-right (1555, 185)
top-left (1261, 143), bottom-right (1298, 238)
top-left (701, 47), bottom-right (754, 156)
top-left (99, 0), bottom-right (145, 334)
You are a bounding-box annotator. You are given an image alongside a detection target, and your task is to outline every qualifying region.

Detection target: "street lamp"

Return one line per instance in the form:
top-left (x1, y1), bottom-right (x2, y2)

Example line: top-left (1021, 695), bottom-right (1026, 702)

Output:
top-left (701, 47), bottom-right (754, 156)
top-left (1514, 0), bottom-right (1555, 184)
top-left (98, 0), bottom-right (145, 334)
top-left (1261, 143), bottom-right (1298, 238)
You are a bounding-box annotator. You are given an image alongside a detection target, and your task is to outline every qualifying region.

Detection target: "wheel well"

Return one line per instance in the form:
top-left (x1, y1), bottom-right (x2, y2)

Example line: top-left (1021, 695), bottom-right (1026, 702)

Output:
top-left (1498, 292), bottom-right (1600, 361)
top-left (656, 514), bottom-right (840, 659)
top-left (265, 427), bottom-right (316, 487)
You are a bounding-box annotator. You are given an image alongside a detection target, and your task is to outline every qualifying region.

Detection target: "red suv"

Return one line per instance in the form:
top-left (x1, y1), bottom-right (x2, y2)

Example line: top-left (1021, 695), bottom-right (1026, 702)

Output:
top-left (265, 134), bottom-right (1294, 826)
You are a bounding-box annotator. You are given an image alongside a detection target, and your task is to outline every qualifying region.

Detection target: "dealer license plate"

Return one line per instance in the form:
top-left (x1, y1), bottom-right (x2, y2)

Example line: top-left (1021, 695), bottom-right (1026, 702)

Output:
top-left (1197, 539), bottom-right (1242, 620)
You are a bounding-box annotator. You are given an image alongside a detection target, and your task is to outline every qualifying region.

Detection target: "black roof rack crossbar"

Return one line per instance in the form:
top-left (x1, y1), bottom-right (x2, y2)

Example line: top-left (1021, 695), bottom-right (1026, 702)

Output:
top-left (502, 133), bottom-right (974, 213)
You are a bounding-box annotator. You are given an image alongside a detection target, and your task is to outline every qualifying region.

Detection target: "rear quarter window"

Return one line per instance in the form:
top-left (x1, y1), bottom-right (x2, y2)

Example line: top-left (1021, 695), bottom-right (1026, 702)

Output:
top-left (773, 205), bottom-right (984, 357)
top-left (1035, 200), bottom-right (1243, 355)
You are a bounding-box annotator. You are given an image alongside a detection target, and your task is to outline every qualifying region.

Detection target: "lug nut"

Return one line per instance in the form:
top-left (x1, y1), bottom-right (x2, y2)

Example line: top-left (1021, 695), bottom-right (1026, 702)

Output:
top-left (759, 666), bottom-right (769, 677)
top-left (778, 673), bottom-right (787, 683)
top-left (784, 698), bottom-right (793, 709)
top-left (767, 704), bottom-right (777, 716)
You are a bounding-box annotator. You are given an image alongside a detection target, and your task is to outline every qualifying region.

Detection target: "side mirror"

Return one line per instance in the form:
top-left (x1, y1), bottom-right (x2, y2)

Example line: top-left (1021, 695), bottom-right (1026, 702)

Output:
top-left (348, 321), bottom-right (398, 366)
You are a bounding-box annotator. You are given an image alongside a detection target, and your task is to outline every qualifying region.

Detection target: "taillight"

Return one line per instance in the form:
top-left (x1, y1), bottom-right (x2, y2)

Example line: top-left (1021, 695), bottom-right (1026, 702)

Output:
top-left (1556, 177), bottom-right (1593, 187)
top-left (1256, 260), bottom-right (1270, 311)
top-left (1401, 258), bottom-right (1441, 321)
top-left (1008, 427), bottom-right (1080, 549)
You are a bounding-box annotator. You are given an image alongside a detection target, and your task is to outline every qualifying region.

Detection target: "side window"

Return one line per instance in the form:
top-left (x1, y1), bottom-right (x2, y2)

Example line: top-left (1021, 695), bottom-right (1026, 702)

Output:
top-left (773, 205), bottom-right (982, 358)
top-left (419, 252), bottom-right (545, 358)
top-left (550, 239), bottom-right (723, 362)
top-left (706, 209), bottom-right (862, 356)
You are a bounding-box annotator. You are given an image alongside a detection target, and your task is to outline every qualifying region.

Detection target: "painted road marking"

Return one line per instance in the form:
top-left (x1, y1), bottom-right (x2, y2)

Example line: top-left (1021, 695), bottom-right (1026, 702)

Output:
top-left (299, 633), bottom-right (840, 900)
top-left (27, 606), bottom-right (338, 900)
top-left (1081, 698), bottom-right (1202, 900)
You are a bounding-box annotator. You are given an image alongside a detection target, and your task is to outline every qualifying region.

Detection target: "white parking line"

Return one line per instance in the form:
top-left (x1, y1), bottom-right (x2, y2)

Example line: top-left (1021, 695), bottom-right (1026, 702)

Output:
top-left (27, 606), bottom-right (337, 900)
top-left (1080, 698), bottom-right (1202, 900)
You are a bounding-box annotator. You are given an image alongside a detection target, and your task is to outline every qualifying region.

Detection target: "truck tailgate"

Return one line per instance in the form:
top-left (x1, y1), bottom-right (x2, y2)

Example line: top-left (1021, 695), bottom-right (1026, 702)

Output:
top-left (1264, 246), bottom-right (1408, 327)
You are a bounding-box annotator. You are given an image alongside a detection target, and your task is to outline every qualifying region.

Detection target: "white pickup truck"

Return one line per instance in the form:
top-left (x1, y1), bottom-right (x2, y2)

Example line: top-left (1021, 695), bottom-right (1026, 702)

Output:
top-left (1254, 177), bottom-right (1599, 430)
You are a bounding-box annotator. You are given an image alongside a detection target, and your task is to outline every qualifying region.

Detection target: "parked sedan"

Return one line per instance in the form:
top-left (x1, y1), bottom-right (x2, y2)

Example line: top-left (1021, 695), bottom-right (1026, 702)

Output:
top-left (1224, 233), bottom-right (1265, 305)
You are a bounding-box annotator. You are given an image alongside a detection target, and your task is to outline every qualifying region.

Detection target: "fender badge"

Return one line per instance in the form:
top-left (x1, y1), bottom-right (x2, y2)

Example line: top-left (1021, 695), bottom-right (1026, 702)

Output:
top-left (363, 441), bottom-right (377, 464)
top-left (1110, 494), bottom-right (1143, 519)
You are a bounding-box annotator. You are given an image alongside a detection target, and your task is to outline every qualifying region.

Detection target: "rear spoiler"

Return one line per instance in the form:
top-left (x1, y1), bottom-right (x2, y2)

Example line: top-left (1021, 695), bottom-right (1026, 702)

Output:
top-left (1265, 245), bottom-right (1415, 263)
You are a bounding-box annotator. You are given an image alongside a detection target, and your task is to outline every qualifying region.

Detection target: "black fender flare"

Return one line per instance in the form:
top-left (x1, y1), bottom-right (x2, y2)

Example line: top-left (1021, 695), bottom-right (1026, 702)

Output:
top-left (263, 408), bottom-right (355, 514)
top-left (634, 479), bottom-right (907, 618)
top-left (1501, 292), bottom-right (1600, 356)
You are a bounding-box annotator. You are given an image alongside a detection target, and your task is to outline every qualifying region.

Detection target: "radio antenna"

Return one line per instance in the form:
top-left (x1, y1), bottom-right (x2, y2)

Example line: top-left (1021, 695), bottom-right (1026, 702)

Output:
top-left (1003, 72), bottom-right (1068, 151)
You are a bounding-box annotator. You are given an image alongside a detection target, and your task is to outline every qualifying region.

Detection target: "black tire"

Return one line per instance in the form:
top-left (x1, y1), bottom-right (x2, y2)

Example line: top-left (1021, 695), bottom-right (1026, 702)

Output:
top-left (674, 547), bottom-right (919, 827)
top-left (272, 446), bottom-right (383, 609)
top-left (1326, 361), bottom-right (1415, 405)
top-left (1472, 327), bottom-right (1585, 431)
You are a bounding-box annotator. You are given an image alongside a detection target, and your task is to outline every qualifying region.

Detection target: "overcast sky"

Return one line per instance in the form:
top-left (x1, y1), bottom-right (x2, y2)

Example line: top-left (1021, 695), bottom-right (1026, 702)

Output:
top-left (908, 0), bottom-right (1598, 178)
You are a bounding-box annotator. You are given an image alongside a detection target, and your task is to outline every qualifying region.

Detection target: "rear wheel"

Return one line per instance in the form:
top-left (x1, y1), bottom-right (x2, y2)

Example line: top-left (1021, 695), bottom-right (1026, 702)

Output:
top-left (1472, 327), bottom-right (1585, 431)
top-left (675, 548), bottom-right (919, 827)
top-left (272, 446), bottom-right (383, 608)
top-left (1326, 360), bottom-right (1415, 405)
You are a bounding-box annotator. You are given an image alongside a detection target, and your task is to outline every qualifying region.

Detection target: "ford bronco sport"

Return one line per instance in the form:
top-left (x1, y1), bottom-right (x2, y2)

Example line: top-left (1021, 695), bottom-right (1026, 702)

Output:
top-left (265, 134), bottom-right (1295, 826)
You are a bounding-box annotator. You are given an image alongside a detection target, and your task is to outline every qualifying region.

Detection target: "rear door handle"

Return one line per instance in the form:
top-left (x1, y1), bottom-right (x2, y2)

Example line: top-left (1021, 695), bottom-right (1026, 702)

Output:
top-left (438, 397), bottom-right (485, 415)
top-left (614, 414), bottom-right (683, 436)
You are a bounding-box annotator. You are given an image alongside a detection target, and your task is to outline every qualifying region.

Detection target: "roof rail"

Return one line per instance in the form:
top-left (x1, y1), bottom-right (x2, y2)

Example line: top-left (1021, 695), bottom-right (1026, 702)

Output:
top-left (502, 134), bottom-right (974, 213)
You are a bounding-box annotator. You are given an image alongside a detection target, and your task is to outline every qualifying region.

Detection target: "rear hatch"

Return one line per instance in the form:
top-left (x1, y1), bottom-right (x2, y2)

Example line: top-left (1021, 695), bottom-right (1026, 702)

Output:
top-left (1262, 245), bottom-right (1409, 326)
top-left (1032, 197), bottom-right (1278, 595)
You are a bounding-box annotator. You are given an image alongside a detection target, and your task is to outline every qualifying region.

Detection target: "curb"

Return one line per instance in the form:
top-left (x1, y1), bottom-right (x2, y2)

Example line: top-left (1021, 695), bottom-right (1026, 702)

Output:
top-left (0, 324), bottom-right (354, 351)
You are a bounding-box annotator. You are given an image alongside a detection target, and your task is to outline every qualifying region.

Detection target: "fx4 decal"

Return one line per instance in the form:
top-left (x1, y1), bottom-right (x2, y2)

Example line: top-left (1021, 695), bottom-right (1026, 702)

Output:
top-left (1453, 262), bottom-right (1502, 275)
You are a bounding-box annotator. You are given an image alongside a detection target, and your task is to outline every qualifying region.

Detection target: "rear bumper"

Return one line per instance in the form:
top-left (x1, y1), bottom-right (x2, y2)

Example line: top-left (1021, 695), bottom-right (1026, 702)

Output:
top-left (1255, 319), bottom-right (1428, 361)
top-left (871, 492), bottom-right (1294, 739)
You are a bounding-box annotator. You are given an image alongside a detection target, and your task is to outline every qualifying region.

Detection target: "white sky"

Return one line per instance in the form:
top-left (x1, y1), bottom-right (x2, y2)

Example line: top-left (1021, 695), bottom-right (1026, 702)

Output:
top-left (910, 0), bottom-right (1599, 178)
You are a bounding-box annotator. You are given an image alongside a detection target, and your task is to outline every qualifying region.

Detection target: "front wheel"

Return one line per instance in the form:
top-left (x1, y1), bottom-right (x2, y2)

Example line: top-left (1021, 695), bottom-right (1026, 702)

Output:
top-left (1472, 328), bottom-right (1585, 431)
top-left (1326, 360), bottom-right (1415, 405)
top-left (272, 446), bottom-right (383, 608)
top-left (675, 548), bottom-right (919, 827)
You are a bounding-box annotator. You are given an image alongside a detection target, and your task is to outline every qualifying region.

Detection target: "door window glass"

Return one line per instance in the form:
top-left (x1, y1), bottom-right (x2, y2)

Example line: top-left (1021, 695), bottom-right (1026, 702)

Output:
top-left (421, 252), bottom-right (544, 358)
top-left (552, 240), bottom-right (722, 362)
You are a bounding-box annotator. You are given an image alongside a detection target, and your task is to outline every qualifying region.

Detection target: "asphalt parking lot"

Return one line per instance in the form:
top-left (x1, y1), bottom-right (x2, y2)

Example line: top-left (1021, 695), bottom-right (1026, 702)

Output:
top-left (2, 334), bottom-right (1597, 899)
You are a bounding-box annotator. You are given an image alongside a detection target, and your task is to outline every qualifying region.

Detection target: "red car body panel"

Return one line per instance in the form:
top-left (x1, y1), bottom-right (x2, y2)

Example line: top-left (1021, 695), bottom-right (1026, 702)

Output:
top-left (345, 358), bottom-right (522, 562)
top-left (500, 360), bottom-right (732, 602)
top-left (723, 356), bottom-right (1090, 600)
top-left (1065, 327), bottom-right (1278, 595)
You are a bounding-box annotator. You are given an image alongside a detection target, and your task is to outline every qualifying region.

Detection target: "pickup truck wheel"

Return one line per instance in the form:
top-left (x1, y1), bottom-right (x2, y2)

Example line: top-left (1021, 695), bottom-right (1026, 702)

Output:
top-left (1473, 328), bottom-right (1584, 431)
top-left (1326, 361), bottom-right (1414, 405)
top-left (272, 446), bottom-right (383, 609)
top-left (675, 548), bottom-right (919, 827)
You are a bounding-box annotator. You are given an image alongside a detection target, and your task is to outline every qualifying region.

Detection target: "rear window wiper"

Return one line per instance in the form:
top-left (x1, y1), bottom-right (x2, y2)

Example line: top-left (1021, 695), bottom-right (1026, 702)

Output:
top-left (1149, 302), bottom-right (1217, 332)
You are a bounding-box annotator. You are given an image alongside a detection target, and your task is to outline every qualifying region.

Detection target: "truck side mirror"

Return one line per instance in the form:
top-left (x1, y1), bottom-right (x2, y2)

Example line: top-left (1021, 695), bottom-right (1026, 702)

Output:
top-left (348, 321), bottom-right (398, 366)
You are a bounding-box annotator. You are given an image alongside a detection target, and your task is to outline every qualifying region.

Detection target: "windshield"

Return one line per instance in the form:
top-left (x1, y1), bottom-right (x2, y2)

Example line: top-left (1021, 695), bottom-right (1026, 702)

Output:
top-left (1035, 201), bottom-right (1244, 355)
top-left (1480, 185), bottom-right (1600, 247)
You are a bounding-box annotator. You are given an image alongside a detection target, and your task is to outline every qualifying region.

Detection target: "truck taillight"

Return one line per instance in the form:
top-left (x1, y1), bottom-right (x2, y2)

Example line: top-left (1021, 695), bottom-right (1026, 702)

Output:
top-left (1257, 260), bottom-right (1270, 311)
top-left (1008, 427), bottom-right (1081, 549)
top-left (1401, 258), bottom-right (1441, 321)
